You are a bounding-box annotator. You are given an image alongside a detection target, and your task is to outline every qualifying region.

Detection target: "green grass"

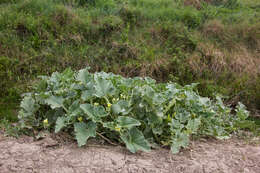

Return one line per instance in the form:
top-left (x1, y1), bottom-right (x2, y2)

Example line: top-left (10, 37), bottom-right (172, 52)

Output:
top-left (248, 117), bottom-right (260, 126)
top-left (0, 103), bottom-right (18, 122)
top-left (0, 0), bottom-right (259, 122)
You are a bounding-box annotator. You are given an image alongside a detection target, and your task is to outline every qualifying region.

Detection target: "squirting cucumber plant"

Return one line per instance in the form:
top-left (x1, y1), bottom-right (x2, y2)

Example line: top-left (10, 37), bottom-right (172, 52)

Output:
top-left (18, 67), bottom-right (255, 153)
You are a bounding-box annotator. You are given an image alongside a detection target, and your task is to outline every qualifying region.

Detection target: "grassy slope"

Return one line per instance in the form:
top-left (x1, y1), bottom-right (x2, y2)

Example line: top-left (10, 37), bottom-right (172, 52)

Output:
top-left (0, 0), bottom-right (259, 121)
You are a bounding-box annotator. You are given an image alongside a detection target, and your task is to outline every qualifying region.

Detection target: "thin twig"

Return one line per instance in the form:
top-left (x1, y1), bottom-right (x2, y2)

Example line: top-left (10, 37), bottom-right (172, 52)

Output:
top-left (96, 132), bottom-right (117, 146)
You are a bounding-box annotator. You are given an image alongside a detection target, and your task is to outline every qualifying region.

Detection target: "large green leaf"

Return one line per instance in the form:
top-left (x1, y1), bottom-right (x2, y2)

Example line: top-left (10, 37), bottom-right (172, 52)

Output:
top-left (80, 81), bottom-right (95, 101)
top-left (171, 119), bottom-right (184, 130)
top-left (49, 72), bottom-right (61, 87)
top-left (74, 121), bottom-right (97, 146)
top-left (153, 93), bottom-right (166, 105)
top-left (117, 116), bottom-right (141, 129)
top-left (45, 96), bottom-right (64, 109)
top-left (147, 113), bottom-right (163, 135)
top-left (18, 96), bottom-right (39, 122)
top-left (171, 132), bottom-right (189, 154)
top-left (147, 112), bottom-right (162, 125)
top-left (111, 100), bottom-right (132, 115)
top-left (76, 68), bottom-right (92, 84)
top-left (45, 108), bottom-right (64, 124)
top-left (68, 100), bottom-right (82, 116)
top-left (94, 77), bottom-right (115, 97)
top-left (80, 104), bottom-right (107, 122)
top-left (103, 122), bottom-right (116, 130)
top-left (175, 111), bottom-right (190, 123)
top-left (55, 116), bottom-right (67, 133)
top-left (120, 127), bottom-right (151, 153)
top-left (186, 118), bottom-right (201, 134)
top-left (20, 96), bottom-right (38, 113)
top-left (235, 102), bottom-right (249, 120)
top-left (81, 90), bottom-right (94, 101)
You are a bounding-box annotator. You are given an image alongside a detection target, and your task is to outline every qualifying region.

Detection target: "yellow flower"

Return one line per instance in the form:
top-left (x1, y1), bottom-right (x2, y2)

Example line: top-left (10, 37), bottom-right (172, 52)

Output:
top-left (167, 114), bottom-right (172, 122)
top-left (78, 117), bottom-right (83, 122)
top-left (172, 112), bottom-right (176, 118)
top-left (94, 102), bottom-right (99, 106)
top-left (115, 126), bottom-right (121, 132)
top-left (107, 103), bottom-right (112, 107)
top-left (43, 119), bottom-right (48, 125)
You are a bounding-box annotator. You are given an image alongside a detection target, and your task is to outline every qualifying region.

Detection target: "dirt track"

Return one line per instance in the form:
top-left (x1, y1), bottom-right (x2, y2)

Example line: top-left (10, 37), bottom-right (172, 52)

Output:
top-left (0, 133), bottom-right (259, 173)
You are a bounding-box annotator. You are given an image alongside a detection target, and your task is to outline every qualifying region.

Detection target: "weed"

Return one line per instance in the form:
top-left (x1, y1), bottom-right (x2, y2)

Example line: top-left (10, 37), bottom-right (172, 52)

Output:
top-left (0, 118), bottom-right (21, 137)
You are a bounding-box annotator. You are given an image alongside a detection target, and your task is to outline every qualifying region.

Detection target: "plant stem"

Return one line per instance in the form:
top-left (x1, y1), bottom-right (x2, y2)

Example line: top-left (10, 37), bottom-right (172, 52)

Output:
top-left (96, 132), bottom-right (117, 146)
top-left (62, 105), bottom-right (69, 113)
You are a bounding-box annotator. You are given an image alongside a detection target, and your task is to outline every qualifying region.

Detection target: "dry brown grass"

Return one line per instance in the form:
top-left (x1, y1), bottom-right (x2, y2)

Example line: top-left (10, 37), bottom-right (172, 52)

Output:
top-left (202, 20), bottom-right (260, 50)
top-left (114, 57), bottom-right (171, 82)
top-left (183, 0), bottom-right (214, 9)
top-left (229, 46), bottom-right (260, 76)
top-left (183, 0), bottom-right (236, 9)
top-left (202, 20), bottom-right (225, 38)
top-left (110, 42), bottom-right (138, 61)
top-left (188, 42), bottom-right (260, 78)
top-left (188, 42), bottom-right (226, 76)
top-left (139, 58), bottom-right (170, 80)
top-left (52, 6), bottom-right (76, 26)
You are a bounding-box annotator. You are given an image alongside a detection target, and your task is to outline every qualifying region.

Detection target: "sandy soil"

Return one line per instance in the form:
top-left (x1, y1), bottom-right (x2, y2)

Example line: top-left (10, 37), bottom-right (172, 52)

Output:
top-left (0, 132), bottom-right (259, 173)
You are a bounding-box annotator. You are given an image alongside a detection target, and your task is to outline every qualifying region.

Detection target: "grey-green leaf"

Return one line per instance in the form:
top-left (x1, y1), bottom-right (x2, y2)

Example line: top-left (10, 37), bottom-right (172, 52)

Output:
top-left (103, 122), bottom-right (116, 130)
top-left (20, 96), bottom-right (38, 113)
top-left (186, 118), bottom-right (201, 134)
top-left (55, 116), bottom-right (67, 133)
top-left (171, 132), bottom-right (189, 154)
top-left (94, 77), bottom-right (115, 97)
top-left (236, 102), bottom-right (249, 120)
top-left (74, 121), bottom-right (96, 146)
top-left (81, 90), bottom-right (94, 101)
top-left (111, 100), bottom-right (132, 115)
top-left (68, 100), bottom-right (82, 116)
top-left (117, 116), bottom-right (141, 129)
top-left (80, 104), bottom-right (107, 122)
top-left (76, 68), bottom-right (92, 84)
top-left (45, 96), bottom-right (64, 109)
top-left (171, 119), bottom-right (184, 130)
top-left (120, 127), bottom-right (151, 153)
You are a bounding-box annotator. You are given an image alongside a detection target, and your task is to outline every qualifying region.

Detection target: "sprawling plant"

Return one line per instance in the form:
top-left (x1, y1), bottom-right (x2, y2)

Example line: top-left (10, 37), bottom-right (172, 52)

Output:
top-left (18, 68), bottom-right (254, 153)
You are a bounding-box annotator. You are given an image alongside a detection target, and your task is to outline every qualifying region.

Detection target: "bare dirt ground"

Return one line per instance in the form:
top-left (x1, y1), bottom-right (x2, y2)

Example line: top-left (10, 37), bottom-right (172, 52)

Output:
top-left (0, 132), bottom-right (260, 173)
